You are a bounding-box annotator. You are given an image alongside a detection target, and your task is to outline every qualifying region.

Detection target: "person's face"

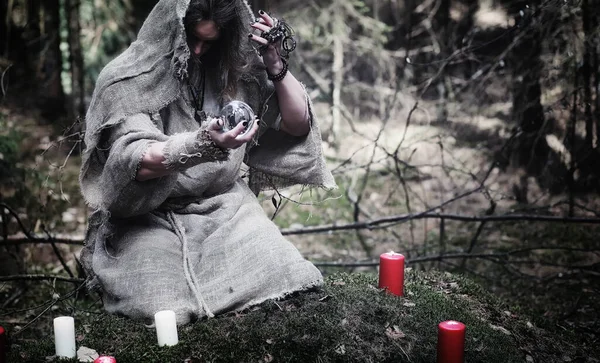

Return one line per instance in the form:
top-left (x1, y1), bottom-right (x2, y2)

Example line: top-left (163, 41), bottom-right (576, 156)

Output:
top-left (187, 20), bottom-right (220, 59)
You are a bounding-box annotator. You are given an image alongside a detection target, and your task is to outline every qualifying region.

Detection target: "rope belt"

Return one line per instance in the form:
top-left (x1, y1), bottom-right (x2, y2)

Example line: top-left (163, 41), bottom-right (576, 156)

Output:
top-left (166, 211), bottom-right (214, 318)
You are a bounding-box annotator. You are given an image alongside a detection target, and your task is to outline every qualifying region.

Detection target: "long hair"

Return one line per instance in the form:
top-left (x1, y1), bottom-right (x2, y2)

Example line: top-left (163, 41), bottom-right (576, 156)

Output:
top-left (185, 0), bottom-right (261, 100)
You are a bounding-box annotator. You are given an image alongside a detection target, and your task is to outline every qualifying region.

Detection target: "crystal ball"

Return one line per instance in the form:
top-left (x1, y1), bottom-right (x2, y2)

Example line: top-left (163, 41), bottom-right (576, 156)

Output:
top-left (219, 100), bottom-right (255, 134)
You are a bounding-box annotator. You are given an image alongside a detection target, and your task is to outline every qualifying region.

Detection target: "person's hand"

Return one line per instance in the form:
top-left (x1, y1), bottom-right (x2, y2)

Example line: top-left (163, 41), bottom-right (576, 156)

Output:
top-left (249, 10), bottom-right (285, 75)
top-left (206, 117), bottom-right (259, 149)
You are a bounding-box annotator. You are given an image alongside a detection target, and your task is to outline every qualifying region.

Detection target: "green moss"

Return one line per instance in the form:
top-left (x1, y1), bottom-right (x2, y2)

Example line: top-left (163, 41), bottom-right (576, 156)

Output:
top-left (6, 271), bottom-right (580, 362)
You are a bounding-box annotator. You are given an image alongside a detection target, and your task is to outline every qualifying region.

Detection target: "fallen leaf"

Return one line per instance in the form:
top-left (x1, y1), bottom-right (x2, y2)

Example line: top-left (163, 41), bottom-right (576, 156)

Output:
top-left (263, 354), bottom-right (273, 362)
top-left (335, 345), bottom-right (346, 354)
top-left (266, 339), bottom-right (274, 344)
top-left (403, 302), bottom-right (416, 307)
top-left (490, 324), bottom-right (511, 335)
top-left (76, 346), bottom-right (98, 362)
top-left (385, 325), bottom-right (406, 340)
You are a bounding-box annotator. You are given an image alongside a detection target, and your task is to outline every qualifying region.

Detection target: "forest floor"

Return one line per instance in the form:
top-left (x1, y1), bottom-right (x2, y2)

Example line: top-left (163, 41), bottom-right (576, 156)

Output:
top-left (5, 271), bottom-right (596, 362)
top-left (1, 84), bottom-right (599, 360)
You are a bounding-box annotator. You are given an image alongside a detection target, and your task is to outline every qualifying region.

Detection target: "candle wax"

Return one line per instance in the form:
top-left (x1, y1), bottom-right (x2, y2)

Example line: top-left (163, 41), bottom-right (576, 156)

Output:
top-left (378, 252), bottom-right (405, 296)
top-left (94, 356), bottom-right (117, 363)
top-left (437, 320), bottom-right (466, 363)
top-left (53, 316), bottom-right (76, 358)
top-left (154, 310), bottom-right (179, 346)
top-left (0, 325), bottom-right (6, 363)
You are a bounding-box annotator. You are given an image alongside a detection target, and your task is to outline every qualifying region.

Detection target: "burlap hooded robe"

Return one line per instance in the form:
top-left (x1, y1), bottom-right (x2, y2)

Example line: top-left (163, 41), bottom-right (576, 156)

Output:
top-left (79, 0), bottom-right (336, 324)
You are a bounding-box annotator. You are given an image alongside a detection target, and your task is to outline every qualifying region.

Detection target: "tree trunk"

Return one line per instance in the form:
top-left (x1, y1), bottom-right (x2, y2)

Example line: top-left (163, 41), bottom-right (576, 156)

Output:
top-left (507, 0), bottom-right (546, 171)
top-left (432, 0), bottom-right (451, 121)
top-left (567, 70), bottom-right (578, 216)
top-left (456, 0), bottom-right (479, 79)
top-left (330, 7), bottom-right (344, 148)
top-left (0, 0), bottom-right (8, 57)
top-left (594, 5), bottom-right (600, 148)
top-left (38, 0), bottom-right (65, 118)
top-left (402, 0), bottom-right (416, 83)
top-left (582, 0), bottom-right (593, 151)
top-left (25, 0), bottom-right (42, 85)
top-left (65, 0), bottom-right (85, 120)
top-left (433, 0), bottom-right (451, 52)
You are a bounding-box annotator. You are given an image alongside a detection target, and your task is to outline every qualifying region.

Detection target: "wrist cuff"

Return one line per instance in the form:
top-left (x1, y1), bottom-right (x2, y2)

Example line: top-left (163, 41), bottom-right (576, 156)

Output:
top-left (162, 128), bottom-right (229, 170)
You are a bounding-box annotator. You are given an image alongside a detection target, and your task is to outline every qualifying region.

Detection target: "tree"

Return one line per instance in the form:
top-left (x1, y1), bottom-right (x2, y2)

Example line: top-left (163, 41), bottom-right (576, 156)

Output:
top-left (66, 0), bottom-right (85, 121)
top-left (2, 0), bottom-right (65, 118)
top-left (38, 0), bottom-right (65, 118)
top-left (503, 0), bottom-right (550, 203)
top-left (432, 0), bottom-right (452, 121)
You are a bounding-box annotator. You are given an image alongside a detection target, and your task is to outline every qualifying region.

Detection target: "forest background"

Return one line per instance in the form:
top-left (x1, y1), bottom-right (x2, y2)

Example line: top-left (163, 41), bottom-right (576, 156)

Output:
top-left (0, 0), bottom-right (599, 359)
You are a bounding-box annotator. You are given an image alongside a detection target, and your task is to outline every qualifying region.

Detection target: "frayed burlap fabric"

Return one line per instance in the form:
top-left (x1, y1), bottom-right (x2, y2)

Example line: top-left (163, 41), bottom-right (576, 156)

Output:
top-left (79, 0), bottom-right (336, 324)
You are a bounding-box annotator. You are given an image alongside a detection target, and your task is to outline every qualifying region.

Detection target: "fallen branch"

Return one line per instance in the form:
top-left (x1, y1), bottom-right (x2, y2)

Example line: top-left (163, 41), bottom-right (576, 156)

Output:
top-left (0, 274), bottom-right (84, 283)
top-left (313, 246), bottom-right (600, 268)
top-left (281, 213), bottom-right (600, 236)
top-left (4, 212), bottom-right (600, 244)
top-left (1, 236), bottom-right (84, 246)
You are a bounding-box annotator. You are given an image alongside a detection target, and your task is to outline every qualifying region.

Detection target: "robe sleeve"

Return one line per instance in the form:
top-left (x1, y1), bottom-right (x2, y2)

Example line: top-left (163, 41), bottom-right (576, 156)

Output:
top-left (80, 113), bottom-right (178, 218)
top-left (245, 84), bottom-right (337, 194)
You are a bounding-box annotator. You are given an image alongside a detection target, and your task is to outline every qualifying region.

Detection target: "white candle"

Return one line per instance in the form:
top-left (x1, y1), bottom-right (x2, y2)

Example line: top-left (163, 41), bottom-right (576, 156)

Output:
top-left (53, 316), bottom-right (76, 358)
top-left (154, 310), bottom-right (178, 346)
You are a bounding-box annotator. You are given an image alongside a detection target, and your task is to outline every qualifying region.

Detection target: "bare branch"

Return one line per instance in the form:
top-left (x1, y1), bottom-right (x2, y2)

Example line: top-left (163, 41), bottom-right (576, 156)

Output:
top-left (0, 274), bottom-right (84, 283)
top-left (10, 282), bottom-right (87, 336)
top-left (2, 237), bottom-right (84, 246)
top-left (313, 246), bottom-right (600, 268)
top-left (282, 213), bottom-right (600, 236)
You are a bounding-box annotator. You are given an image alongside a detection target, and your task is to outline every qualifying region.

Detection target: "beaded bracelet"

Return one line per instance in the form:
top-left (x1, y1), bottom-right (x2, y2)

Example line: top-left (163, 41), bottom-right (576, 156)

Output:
top-left (267, 57), bottom-right (288, 82)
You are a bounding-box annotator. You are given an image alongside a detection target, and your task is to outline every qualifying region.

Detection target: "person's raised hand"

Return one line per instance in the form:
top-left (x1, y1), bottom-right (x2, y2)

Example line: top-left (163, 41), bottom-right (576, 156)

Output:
top-left (206, 117), bottom-right (259, 149)
top-left (249, 10), bottom-right (284, 75)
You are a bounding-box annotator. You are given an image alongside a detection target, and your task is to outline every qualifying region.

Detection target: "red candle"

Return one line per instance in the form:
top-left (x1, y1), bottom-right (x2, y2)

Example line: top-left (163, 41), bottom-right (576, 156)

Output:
top-left (94, 356), bottom-right (117, 363)
top-left (0, 325), bottom-right (6, 363)
top-left (378, 252), bottom-right (405, 296)
top-left (437, 320), bottom-right (466, 363)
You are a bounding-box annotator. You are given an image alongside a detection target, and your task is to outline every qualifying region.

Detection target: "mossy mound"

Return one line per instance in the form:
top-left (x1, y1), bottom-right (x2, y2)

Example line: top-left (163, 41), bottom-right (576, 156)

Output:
top-left (8, 271), bottom-right (579, 362)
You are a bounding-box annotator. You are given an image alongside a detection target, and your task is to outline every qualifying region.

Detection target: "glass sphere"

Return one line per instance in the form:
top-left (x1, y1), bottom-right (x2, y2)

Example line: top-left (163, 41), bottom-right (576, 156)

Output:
top-left (219, 100), bottom-right (255, 134)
